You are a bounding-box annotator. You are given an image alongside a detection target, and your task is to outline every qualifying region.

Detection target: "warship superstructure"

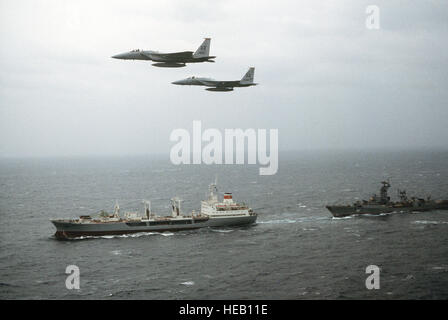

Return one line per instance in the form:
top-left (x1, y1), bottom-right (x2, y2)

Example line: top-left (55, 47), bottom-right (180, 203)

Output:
top-left (51, 181), bottom-right (257, 239)
top-left (326, 181), bottom-right (448, 218)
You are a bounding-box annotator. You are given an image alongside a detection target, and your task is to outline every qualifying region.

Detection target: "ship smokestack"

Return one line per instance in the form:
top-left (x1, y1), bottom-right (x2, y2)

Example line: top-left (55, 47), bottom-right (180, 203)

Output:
top-left (224, 193), bottom-right (233, 204)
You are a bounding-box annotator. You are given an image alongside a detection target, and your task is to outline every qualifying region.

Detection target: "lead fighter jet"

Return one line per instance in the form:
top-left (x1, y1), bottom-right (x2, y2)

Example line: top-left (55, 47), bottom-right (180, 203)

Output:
top-left (111, 38), bottom-right (215, 68)
top-left (172, 67), bottom-right (257, 92)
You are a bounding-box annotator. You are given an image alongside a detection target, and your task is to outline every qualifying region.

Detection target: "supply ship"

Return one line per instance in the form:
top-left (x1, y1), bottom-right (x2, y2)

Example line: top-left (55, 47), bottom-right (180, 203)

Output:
top-left (326, 181), bottom-right (448, 218)
top-left (51, 181), bottom-right (257, 239)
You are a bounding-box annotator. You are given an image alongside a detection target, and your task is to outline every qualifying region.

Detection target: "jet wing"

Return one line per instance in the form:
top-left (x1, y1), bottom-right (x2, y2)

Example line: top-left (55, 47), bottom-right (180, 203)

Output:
top-left (196, 79), bottom-right (220, 86)
top-left (197, 80), bottom-right (239, 88)
top-left (143, 51), bottom-right (194, 61)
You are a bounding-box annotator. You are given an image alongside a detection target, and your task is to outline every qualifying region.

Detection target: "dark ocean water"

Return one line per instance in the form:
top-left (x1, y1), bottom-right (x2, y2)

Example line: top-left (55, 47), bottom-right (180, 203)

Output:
top-left (0, 150), bottom-right (448, 299)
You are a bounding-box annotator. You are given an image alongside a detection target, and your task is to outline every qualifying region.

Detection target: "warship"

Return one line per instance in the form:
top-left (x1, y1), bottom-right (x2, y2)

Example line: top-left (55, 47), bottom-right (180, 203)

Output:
top-left (51, 181), bottom-right (257, 239)
top-left (326, 181), bottom-right (448, 218)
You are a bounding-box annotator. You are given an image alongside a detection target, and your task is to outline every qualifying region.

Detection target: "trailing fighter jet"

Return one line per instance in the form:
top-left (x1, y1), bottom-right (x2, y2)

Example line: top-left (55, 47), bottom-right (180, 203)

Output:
top-left (171, 67), bottom-right (257, 92)
top-left (111, 38), bottom-right (215, 68)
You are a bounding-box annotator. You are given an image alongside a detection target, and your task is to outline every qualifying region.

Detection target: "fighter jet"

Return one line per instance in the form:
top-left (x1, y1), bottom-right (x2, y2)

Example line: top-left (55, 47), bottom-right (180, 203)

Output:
top-left (171, 67), bottom-right (257, 92)
top-left (111, 38), bottom-right (215, 68)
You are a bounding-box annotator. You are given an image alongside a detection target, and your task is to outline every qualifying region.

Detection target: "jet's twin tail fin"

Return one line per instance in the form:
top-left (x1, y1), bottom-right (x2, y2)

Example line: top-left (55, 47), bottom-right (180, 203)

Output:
top-left (193, 38), bottom-right (211, 58)
top-left (240, 67), bottom-right (255, 85)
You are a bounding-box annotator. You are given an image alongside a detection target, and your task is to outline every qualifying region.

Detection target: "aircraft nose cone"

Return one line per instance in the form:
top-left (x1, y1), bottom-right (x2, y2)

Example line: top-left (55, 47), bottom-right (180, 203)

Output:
top-left (111, 53), bottom-right (127, 59)
top-left (172, 80), bottom-right (183, 85)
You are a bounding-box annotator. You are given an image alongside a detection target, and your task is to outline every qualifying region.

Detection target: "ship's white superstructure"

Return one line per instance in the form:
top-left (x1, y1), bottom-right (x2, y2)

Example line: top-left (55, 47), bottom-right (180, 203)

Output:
top-left (200, 180), bottom-right (256, 226)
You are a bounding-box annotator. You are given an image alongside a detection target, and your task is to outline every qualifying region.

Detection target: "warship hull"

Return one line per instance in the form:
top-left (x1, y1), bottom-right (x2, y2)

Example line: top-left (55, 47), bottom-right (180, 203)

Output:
top-left (327, 202), bottom-right (448, 218)
top-left (327, 180), bottom-right (448, 218)
top-left (326, 205), bottom-right (393, 217)
top-left (52, 215), bottom-right (257, 239)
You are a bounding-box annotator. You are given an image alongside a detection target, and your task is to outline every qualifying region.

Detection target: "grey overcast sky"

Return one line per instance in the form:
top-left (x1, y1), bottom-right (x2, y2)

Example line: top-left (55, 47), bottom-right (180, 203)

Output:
top-left (0, 0), bottom-right (447, 157)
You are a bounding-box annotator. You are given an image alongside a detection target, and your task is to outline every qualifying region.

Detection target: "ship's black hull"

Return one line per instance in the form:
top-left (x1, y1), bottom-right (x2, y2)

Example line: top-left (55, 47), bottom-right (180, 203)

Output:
top-left (54, 227), bottom-right (203, 240)
top-left (52, 215), bottom-right (257, 240)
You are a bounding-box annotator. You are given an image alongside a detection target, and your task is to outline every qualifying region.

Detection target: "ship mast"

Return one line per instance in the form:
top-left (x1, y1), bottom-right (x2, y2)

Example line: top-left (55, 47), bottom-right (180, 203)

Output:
top-left (170, 197), bottom-right (182, 217)
top-left (380, 180), bottom-right (391, 204)
top-left (208, 176), bottom-right (219, 203)
top-left (113, 201), bottom-right (120, 218)
top-left (143, 200), bottom-right (151, 219)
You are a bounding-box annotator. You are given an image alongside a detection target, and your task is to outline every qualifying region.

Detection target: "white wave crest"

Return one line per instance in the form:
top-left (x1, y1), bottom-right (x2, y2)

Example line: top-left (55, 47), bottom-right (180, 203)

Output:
top-left (211, 229), bottom-right (234, 233)
top-left (413, 220), bottom-right (448, 225)
top-left (258, 219), bottom-right (296, 224)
